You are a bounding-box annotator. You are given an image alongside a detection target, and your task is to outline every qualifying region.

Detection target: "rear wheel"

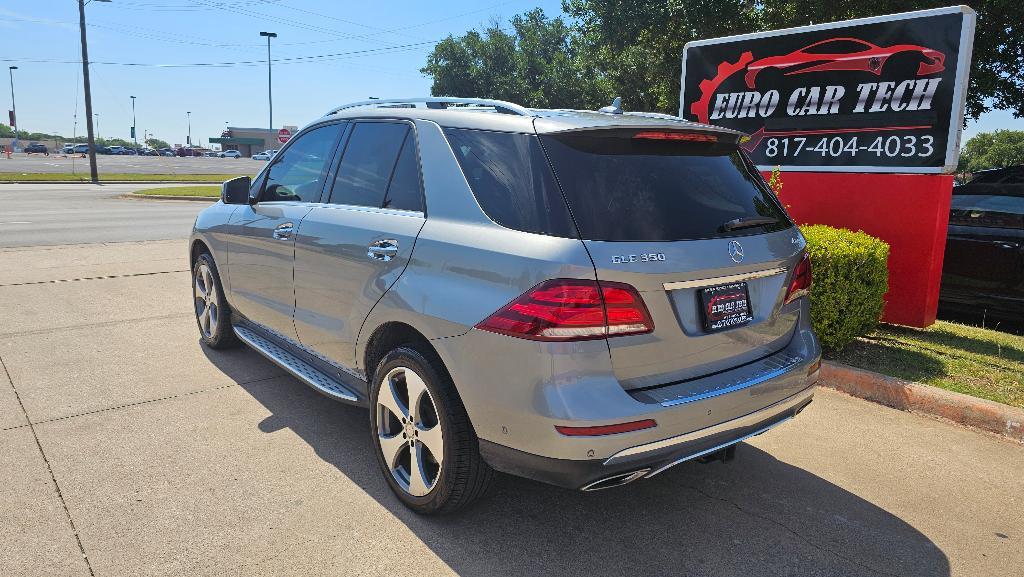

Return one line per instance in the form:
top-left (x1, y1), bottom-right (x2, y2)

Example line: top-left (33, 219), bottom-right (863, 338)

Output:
top-left (192, 252), bottom-right (238, 349)
top-left (370, 346), bottom-right (492, 514)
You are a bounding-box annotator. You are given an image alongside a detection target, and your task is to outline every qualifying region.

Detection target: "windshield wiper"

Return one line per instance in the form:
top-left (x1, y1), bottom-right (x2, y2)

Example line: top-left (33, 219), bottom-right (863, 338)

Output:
top-left (720, 216), bottom-right (780, 232)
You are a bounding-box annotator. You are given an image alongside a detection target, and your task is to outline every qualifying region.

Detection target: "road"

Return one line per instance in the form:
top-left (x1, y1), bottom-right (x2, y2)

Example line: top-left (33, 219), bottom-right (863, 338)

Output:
top-left (0, 188), bottom-right (1021, 576)
top-left (0, 154), bottom-right (257, 175)
top-left (0, 184), bottom-right (210, 247)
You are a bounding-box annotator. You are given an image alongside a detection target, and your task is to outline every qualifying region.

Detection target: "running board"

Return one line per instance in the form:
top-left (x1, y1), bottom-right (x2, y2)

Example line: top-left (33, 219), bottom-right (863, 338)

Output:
top-left (234, 325), bottom-right (359, 402)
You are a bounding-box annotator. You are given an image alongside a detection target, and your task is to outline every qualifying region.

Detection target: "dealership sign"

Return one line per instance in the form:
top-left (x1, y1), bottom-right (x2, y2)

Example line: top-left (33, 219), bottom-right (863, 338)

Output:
top-left (680, 6), bottom-right (976, 173)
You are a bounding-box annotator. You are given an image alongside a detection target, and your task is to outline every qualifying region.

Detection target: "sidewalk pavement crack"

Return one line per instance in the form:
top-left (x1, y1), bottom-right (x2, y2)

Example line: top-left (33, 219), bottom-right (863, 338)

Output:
top-left (29, 373), bottom-right (285, 428)
top-left (0, 312), bottom-right (193, 338)
top-left (681, 482), bottom-right (901, 577)
top-left (0, 354), bottom-right (96, 577)
top-left (0, 269), bottom-right (188, 288)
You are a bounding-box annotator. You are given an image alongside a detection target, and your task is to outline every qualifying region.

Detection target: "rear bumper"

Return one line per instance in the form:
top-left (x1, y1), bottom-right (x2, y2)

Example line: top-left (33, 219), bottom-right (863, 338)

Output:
top-left (480, 385), bottom-right (814, 490)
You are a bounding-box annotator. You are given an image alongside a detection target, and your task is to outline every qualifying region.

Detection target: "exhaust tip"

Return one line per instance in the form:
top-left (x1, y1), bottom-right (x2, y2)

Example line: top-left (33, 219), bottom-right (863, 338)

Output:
top-left (580, 469), bottom-right (650, 492)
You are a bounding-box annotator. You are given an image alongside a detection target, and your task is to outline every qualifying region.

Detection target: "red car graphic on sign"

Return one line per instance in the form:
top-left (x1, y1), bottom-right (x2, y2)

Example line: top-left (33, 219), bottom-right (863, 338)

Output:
top-left (743, 37), bottom-right (945, 89)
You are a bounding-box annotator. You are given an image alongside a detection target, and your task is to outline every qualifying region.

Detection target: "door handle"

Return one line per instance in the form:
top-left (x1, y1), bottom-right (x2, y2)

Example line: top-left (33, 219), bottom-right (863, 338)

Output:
top-left (367, 239), bottom-right (399, 261)
top-left (272, 222), bottom-right (294, 240)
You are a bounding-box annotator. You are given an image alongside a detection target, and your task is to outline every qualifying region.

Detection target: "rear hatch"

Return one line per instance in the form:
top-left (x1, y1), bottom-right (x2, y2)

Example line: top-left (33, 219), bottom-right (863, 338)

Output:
top-left (538, 124), bottom-right (805, 390)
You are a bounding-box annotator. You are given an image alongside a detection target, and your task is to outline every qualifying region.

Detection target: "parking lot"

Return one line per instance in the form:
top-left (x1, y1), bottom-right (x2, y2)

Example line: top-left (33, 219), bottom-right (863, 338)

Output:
top-left (0, 154), bottom-right (256, 175)
top-left (1, 186), bottom-right (1022, 576)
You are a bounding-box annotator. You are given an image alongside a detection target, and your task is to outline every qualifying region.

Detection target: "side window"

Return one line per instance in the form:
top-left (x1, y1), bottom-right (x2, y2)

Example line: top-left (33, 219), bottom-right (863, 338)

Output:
top-left (261, 123), bottom-right (342, 203)
top-left (329, 122), bottom-right (409, 207)
top-left (444, 128), bottom-right (577, 238)
top-left (949, 195), bottom-right (1024, 229)
top-left (382, 134), bottom-right (424, 212)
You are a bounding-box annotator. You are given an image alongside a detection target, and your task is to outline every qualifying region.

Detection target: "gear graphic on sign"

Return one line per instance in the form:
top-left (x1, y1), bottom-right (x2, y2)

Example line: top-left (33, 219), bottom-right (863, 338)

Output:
top-left (689, 51), bottom-right (755, 124)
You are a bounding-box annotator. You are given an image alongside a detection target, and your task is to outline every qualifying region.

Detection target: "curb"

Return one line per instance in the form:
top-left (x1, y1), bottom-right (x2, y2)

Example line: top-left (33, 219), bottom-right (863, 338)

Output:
top-left (122, 194), bottom-right (218, 202)
top-left (820, 361), bottom-right (1024, 442)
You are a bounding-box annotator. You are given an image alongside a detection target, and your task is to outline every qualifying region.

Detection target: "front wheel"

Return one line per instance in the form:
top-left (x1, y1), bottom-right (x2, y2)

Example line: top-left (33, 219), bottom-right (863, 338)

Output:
top-left (370, 346), bottom-right (492, 514)
top-left (192, 252), bottom-right (238, 349)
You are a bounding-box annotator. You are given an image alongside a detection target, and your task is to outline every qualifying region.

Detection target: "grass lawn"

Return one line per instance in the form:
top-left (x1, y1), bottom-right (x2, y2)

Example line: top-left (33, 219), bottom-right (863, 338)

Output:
top-left (0, 172), bottom-right (241, 183)
top-left (133, 185), bottom-right (220, 197)
top-left (828, 320), bottom-right (1024, 408)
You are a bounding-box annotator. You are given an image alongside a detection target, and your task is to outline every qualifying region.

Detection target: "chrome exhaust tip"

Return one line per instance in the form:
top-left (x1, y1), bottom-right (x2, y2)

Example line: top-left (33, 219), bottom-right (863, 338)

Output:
top-left (580, 468), bottom-right (650, 492)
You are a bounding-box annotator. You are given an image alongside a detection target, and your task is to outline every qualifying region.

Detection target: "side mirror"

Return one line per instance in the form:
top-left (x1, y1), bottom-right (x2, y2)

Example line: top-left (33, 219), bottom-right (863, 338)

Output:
top-left (221, 176), bottom-right (252, 205)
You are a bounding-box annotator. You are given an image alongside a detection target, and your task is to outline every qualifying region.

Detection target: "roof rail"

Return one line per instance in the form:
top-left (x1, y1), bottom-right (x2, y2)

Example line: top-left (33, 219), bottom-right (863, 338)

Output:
top-left (325, 97), bottom-right (533, 117)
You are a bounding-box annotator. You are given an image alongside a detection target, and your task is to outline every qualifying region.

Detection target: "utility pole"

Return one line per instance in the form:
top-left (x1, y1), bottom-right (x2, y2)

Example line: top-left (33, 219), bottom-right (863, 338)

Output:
top-left (259, 31), bottom-right (277, 141)
top-left (78, 0), bottom-right (109, 183)
top-left (130, 95), bottom-right (136, 145)
top-left (8, 66), bottom-right (18, 148)
top-left (94, 113), bottom-right (100, 139)
top-left (186, 111), bottom-right (191, 146)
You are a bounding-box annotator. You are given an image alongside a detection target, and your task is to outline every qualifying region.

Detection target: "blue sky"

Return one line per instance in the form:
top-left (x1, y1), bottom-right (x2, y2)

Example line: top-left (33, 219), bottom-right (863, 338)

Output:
top-left (0, 0), bottom-right (1018, 147)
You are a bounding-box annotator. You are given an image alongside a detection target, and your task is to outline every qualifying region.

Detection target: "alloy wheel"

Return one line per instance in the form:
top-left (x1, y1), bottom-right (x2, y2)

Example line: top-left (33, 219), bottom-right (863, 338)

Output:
top-left (376, 366), bottom-right (444, 497)
top-left (193, 262), bottom-right (219, 339)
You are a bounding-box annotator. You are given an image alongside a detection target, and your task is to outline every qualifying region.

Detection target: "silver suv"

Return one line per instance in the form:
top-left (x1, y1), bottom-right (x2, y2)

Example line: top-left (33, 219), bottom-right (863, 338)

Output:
top-left (190, 97), bottom-right (820, 514)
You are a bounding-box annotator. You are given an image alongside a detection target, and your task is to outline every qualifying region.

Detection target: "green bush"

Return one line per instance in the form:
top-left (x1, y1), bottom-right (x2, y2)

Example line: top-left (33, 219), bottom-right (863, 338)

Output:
top-left (801, 225), bottom-right (890, 351)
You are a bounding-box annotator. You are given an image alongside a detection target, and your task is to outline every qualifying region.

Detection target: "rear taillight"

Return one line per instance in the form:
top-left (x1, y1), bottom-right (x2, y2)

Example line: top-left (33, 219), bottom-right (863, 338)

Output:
top-left (632, 130), bottom-right (717, 142)
top-left (476, 279), bottom-right (654, 341)
top-left (784, 253), bottom-right (812, 304)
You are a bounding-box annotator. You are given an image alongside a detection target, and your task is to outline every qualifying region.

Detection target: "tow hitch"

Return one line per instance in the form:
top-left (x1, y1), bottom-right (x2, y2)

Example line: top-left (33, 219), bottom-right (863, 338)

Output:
top-left (697, 444), bottom-right (737, 464)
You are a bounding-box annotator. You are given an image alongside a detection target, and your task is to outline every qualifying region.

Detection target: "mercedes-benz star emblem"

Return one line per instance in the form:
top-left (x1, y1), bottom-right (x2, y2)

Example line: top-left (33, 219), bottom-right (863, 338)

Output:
top-left (728, 240), bottom-right (744, 263)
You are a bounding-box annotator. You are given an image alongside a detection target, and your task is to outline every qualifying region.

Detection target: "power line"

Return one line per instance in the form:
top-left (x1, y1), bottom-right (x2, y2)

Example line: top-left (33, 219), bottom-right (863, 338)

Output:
top-left (0, 40), bottom-right (440, 68)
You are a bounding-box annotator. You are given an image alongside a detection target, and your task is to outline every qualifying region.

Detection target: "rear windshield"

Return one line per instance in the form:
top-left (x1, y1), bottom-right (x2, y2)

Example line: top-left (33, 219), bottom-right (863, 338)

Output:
top-left (539, 133), bottom-right (792, 241)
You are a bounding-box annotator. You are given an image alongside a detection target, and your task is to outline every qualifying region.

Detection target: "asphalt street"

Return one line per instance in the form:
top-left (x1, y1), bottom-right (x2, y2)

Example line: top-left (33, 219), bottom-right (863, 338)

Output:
top-left (0, 187), bottom-right (1021, 576)
top-left (0, 153), bottom-right (257, 175)
top-left (0, 184), bottom-right (212, 247)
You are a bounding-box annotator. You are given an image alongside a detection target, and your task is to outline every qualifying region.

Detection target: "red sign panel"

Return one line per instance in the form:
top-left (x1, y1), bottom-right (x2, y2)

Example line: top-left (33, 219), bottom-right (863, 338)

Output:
top-left (278, 128), bottom-right (291, 144)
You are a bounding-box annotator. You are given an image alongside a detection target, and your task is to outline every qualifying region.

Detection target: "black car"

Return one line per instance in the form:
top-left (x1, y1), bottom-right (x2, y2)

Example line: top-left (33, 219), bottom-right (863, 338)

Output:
top-left (25, 143), bottom-right (48, 154)
top-left (940, 166), bottom-right (1024, 321)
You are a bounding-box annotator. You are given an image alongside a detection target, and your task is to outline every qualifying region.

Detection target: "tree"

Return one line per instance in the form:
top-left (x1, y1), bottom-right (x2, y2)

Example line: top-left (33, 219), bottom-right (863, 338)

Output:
top-left (424, 1), bottom-right (1023, 119)
top-left (421, 9), bottom-right (613, 109)
top-left (958, 130), bottom-right (1024, 173)
top-left (565, 0), bottom-right (1023, 119)
top-left (145, 137), bottom-right (170, 150)
top-left (564, 0), bottom-right (759, 113)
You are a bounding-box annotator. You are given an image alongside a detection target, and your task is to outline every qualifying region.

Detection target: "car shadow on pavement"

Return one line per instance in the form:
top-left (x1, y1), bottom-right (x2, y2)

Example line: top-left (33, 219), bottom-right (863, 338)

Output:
top-left (206, 347), bottom-right (950, 577)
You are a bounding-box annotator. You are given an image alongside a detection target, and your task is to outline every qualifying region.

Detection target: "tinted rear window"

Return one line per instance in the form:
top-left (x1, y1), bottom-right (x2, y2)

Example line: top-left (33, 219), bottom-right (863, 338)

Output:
top-left (540, 133), bottom-right (791, 241)
top-left (445, 128), bottom-right (577, 238)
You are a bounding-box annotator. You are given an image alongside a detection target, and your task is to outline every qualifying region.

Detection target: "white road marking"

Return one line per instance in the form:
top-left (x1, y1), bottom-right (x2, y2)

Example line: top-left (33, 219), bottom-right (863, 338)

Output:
top-left (0, 221), bottom-right (33, 224)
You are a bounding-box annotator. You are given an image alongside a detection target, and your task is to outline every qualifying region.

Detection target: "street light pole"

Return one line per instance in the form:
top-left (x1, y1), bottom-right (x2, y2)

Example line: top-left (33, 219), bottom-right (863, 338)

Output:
top-left (130, 95), bottom-right (136, 146)
top-left (259, 31), bottom-right (277, 141)
top-left (95, 113), bottom-right (100, 139)
top-left (186, 111), bottom-right (191, 146)
top-left (78, 0), bottom-right (109, 183)
top-left (8, 66), bottom-right (18, 146)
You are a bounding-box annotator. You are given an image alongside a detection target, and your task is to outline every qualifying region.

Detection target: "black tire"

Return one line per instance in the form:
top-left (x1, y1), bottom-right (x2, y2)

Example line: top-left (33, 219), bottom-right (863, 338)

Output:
top-left (192, 252), bottom-right (239, 349)
top-left (369, 345), bottom-right (492, 514)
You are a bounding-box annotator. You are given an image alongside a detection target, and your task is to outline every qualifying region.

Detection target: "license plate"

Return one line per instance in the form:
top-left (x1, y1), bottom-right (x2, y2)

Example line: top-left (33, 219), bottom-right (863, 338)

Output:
top-left (700, 282), bottom-right (753, 332)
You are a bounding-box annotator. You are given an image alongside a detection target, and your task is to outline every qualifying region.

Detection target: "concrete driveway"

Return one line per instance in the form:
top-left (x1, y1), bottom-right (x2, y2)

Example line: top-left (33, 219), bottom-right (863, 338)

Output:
top-left (1, 233), bottom-right (1021, 576)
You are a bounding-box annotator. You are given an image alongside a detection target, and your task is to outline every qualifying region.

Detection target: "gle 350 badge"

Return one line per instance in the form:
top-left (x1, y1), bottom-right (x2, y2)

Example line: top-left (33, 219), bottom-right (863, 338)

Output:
top-left (611, 253), bottom-right (667, 264)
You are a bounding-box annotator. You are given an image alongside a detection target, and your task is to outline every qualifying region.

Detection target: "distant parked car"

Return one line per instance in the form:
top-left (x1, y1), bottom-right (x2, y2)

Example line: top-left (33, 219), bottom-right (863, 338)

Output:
top-left (25, 143), bottom-right (48, 154)
top-left (219, 149), bottom-right (241, 158)
top-left (159, 148), bottom-right (175, 156)
top-left (73, 144), bottom-right (89, 154)
top-left (941, 165), bottom-right (1024, 322)
top-left (252, 149), bottom-right (278, 160)
top-left (95, 145), bottom-right (112, 155)
top-left (108, 145), bottom-right (126, 155)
